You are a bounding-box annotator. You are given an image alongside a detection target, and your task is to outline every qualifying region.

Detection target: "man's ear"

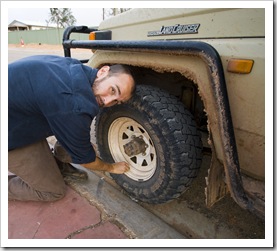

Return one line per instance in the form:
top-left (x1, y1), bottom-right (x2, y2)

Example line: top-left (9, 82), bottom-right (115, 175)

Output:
top-left (96, 65), bottom-right (110, 79)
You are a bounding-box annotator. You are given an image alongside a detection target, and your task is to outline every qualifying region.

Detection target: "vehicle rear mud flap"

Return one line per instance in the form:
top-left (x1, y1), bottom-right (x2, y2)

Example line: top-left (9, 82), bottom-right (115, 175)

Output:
top-left (205, 135), bottom-right (229, 207)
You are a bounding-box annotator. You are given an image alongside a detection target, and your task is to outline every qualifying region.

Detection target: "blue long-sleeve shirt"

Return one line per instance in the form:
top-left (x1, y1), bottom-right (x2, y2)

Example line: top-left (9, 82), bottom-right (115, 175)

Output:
top-left (8, 55), bottom-right (99, 164)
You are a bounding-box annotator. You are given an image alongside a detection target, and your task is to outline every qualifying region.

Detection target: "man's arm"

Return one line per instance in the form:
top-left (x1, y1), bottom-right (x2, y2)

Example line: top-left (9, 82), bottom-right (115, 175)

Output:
top-left (53, 141), bottom-right (129, 174)
top-left (81, 157), bottom-right (130, 174)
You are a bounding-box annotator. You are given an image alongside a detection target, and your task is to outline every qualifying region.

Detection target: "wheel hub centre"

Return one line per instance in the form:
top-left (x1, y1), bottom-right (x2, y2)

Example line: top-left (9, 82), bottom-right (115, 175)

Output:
top-left (123, 135), bottom-right (149, 157)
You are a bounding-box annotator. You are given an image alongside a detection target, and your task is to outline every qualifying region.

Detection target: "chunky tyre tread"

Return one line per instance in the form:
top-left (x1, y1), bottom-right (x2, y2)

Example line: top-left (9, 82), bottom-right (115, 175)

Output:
top-left (96, 85), bottom-right (203, 204)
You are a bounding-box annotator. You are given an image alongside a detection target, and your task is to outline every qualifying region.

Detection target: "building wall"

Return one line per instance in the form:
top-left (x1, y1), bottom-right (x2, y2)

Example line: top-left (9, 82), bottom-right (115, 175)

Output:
top-left (8, 28), bottom-right (89, 45)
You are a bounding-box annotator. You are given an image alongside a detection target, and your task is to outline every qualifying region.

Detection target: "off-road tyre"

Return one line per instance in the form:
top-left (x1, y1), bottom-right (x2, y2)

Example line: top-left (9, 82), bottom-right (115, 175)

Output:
top-left (95, 85), bottom-right (203, 203)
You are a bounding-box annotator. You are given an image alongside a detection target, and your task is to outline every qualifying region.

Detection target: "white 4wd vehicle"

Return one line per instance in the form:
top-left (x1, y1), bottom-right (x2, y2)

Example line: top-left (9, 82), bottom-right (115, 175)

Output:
top-left (63, 8), bottom-right (265, 219)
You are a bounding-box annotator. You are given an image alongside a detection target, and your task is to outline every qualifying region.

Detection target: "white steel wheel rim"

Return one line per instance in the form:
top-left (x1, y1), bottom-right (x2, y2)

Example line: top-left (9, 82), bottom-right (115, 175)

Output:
top-left (108, 117), bottom-right (157, 181)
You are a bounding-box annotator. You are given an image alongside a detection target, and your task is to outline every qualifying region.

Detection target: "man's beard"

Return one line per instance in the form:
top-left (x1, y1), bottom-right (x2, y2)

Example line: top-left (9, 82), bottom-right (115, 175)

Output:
top-left (92, 77), bottom-right (105, 107)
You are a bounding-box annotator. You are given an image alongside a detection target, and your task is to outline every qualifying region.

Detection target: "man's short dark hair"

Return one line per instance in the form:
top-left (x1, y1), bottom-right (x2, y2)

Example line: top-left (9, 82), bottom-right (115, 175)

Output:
top-left (108, 64), bottom-right (136, 95)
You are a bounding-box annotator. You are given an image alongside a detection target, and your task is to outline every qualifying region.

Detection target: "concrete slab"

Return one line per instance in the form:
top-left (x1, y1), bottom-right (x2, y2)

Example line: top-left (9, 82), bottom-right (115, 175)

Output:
top-left (67, 164), bottom-right (186, 239)
top-left (8, 187), bottom-right (129, 239)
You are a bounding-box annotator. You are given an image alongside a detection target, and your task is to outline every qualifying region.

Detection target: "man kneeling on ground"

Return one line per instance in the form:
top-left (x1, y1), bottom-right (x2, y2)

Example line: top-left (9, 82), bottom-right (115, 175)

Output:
top-left (8, 55), bottom-right (135, 202)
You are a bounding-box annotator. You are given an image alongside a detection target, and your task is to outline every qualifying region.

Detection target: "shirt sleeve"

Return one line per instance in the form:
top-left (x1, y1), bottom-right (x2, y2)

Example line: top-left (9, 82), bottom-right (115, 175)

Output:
top-left (47, 112), bottom-right (96, 164)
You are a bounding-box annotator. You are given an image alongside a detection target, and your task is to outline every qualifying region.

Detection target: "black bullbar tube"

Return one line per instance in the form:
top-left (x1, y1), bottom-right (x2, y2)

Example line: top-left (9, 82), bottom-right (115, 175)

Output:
top-left (62, 37), bottom-right (264, 219)
top-left (63, 26), bottom-right (98, 58)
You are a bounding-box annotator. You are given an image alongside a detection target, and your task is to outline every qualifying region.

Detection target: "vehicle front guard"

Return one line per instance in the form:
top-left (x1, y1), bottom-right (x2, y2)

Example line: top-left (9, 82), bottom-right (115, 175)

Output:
top-left (62, 26), bottom-right (264, 219)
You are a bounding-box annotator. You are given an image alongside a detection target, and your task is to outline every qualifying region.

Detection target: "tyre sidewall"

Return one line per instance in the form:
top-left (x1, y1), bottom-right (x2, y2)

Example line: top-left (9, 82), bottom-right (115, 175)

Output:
top-left (96, 104), bottom-right (171, 201)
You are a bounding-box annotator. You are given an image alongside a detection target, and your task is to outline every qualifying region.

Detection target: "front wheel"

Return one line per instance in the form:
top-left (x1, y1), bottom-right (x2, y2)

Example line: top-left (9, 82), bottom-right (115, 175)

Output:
top-left (95, 85), bottom-right (203, 204)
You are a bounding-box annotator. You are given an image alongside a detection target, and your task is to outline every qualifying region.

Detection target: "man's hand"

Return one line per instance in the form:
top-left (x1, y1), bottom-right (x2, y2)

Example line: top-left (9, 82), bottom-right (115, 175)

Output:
top-left (110, 161), bottom-right (130, 174)
top-left (81, 157), bottom-right (130, 174)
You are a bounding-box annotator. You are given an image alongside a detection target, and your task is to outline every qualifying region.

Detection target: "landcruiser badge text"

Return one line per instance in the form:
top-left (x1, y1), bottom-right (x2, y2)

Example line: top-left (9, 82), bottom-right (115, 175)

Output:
top-left (147, 23), bottom-right (200, 37)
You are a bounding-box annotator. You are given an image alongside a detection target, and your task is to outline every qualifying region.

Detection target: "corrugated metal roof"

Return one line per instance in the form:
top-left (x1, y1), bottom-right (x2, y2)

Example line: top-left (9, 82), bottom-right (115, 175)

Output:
top-left (8, 20), bottom-right (55, 28)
